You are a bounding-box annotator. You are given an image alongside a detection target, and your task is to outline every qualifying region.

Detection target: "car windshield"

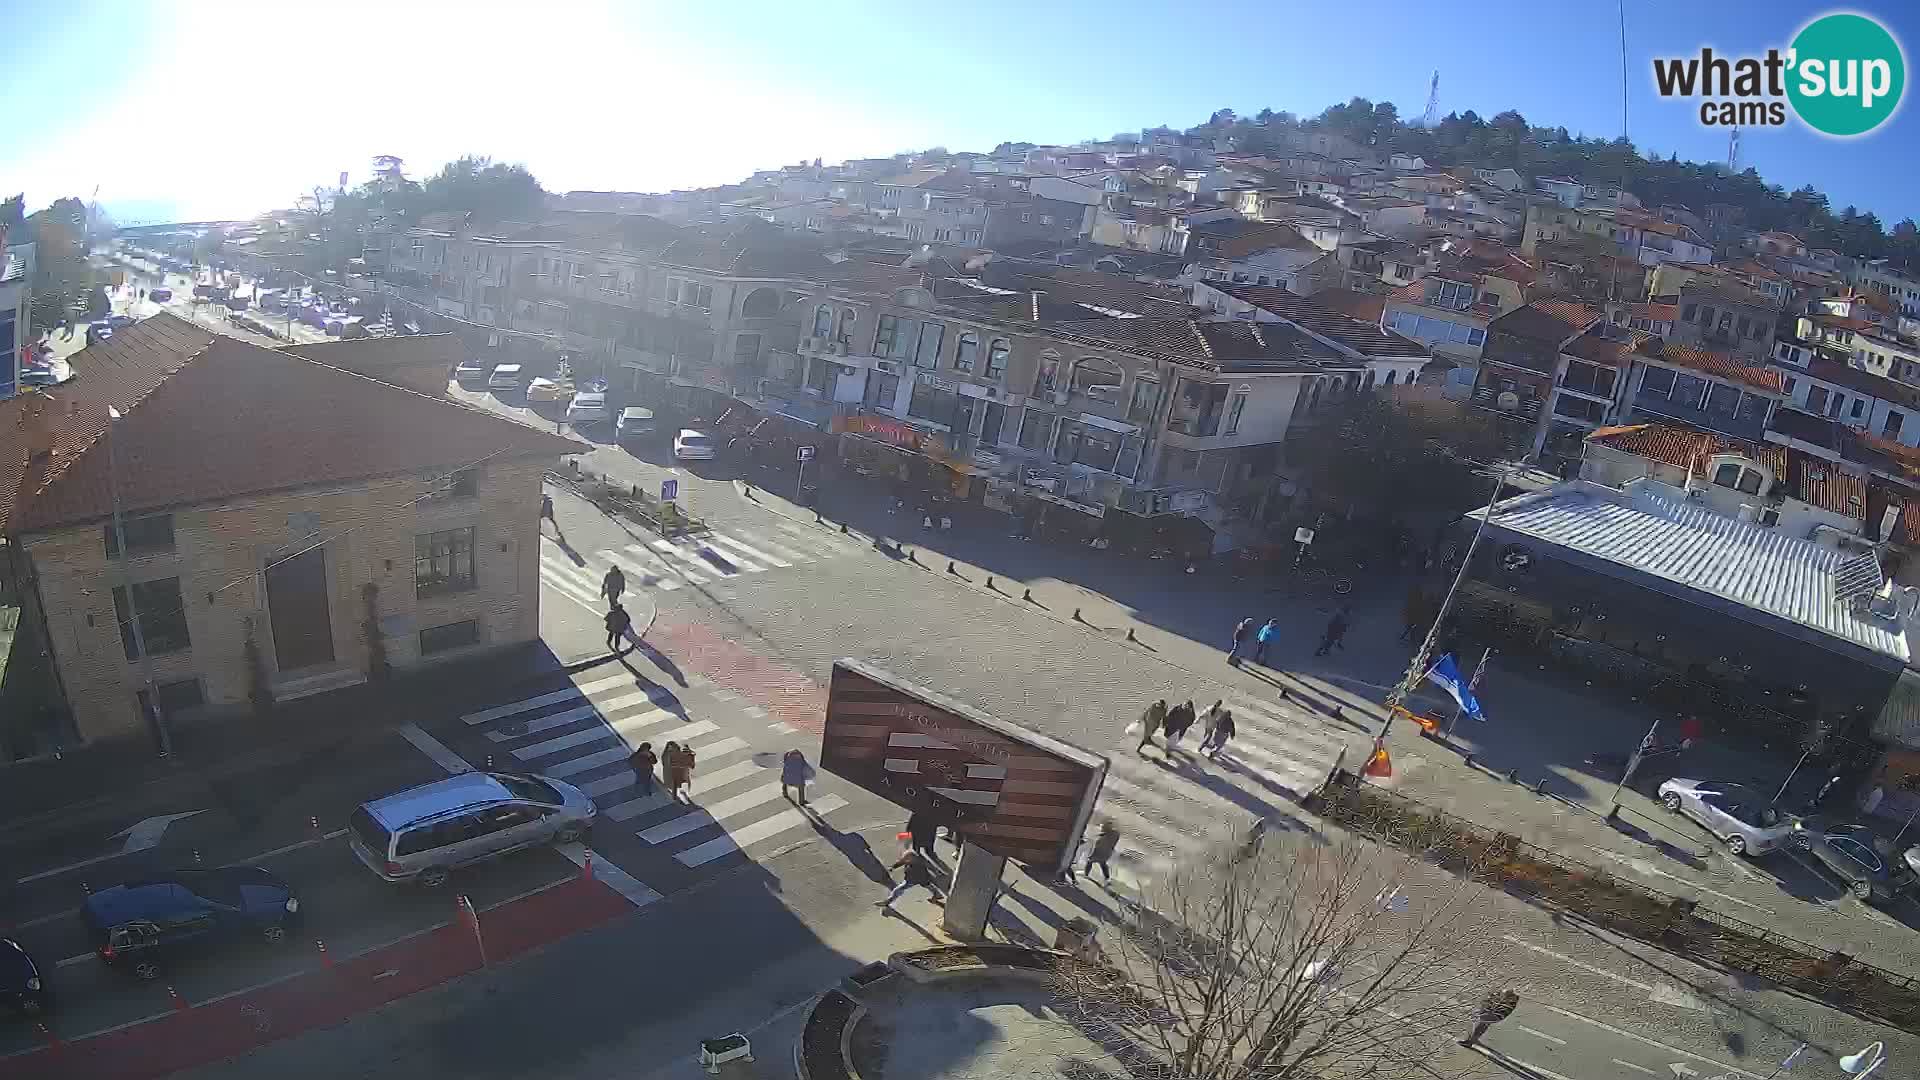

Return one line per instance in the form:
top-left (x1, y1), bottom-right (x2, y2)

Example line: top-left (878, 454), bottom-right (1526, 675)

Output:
top-left (495, 775), bottom-right (563, 805)
top-left (681, 434), bottom-right (711, 447)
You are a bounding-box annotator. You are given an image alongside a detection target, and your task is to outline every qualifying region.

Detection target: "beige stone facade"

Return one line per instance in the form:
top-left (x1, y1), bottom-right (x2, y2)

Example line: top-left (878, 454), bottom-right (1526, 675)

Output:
top-left (23, 459), bottom-right (546, 743)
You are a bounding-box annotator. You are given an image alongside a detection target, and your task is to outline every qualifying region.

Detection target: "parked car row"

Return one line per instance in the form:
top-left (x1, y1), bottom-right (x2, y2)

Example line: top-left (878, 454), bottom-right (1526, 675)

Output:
top-left (2, 770), bottom-right (593, 1021)
top-left (1657, 776), bottom-right (1920, 907)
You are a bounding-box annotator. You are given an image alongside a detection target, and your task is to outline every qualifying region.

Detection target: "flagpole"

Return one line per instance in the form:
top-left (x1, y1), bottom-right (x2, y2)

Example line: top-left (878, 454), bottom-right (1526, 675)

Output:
top-left (1377, 466), bottom-right (1510, 748)
top-left (1445, 646), bottom-right (1493, 738)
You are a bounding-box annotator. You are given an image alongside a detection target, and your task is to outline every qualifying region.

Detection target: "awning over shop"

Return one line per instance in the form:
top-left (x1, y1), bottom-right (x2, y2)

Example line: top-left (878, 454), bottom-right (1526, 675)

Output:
top-left (1875, 668), bottom-right (1920, 749)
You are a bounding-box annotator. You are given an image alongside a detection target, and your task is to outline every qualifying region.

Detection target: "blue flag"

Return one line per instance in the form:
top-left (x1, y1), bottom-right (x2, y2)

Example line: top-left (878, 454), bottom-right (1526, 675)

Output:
top-left (1425, 653), bottom-right (1485, 721)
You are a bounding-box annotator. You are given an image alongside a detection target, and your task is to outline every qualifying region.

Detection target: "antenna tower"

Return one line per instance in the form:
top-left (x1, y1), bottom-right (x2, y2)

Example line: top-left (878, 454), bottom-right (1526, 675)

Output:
top-left (1420, 70), bottom-right (1440, 127)
top-left (1727, 127), bottom-right (1741, 172)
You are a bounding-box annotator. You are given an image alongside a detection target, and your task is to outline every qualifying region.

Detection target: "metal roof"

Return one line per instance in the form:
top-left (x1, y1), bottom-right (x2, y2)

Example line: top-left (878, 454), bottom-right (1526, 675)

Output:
top-left (1467, 480), bottom-right (1909, 666)
top-left (362, 772), bottom-right (511, 829)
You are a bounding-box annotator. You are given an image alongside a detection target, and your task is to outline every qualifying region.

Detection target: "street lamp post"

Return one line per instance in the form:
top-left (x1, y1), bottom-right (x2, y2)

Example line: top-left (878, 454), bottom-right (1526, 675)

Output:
top-left (106, 405), bottom-right (170, 758)
top-left (1377, 465), bottom-right (1511, 745)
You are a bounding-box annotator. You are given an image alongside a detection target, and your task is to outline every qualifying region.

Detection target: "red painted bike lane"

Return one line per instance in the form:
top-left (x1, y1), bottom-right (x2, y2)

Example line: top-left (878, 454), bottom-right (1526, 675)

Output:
top-left (8, 874), bottom-right (634, 1079)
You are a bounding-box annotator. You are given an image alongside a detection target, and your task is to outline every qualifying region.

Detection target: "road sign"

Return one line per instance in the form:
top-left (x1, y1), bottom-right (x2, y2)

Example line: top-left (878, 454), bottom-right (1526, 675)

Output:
top-left (820, 660), bottom-right (1108, 877)
top-left (797, 445), bottom-right (816, 462)
top-left (660, 478), bottom-right (679, 502)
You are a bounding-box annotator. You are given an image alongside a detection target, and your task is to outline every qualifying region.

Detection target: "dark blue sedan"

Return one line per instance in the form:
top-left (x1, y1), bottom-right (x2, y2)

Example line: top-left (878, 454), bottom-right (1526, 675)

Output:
top-left (81, 867), bottom-right (302, 980)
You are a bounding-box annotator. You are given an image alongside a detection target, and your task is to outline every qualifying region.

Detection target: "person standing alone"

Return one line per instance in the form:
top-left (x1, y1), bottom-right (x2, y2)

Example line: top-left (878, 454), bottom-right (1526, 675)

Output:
top-left (782, 749), bottom-right (814, 805)
top-left (1314, 607), bottom-right (1350, 657)
top-left (1461, 989), bottom-right (1519, 1047)
top-left (605, 602), bottom-right (632, 655)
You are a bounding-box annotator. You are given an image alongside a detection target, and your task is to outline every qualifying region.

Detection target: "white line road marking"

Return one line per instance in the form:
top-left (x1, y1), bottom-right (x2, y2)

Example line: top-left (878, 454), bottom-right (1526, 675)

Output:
top-left (717, 530), bottom-right (801, 566)
top-left (489, 703), bottom-right (600, 744)
top-left (1613, 1059), bottom-right (1660, 1076)
top-left (543, 746), bottom-right (642, 780)
top-left (17, 811), bottom-right (211, 885)
top-left (234, 829), bottom-right (348, 865)
top-left (556, 841), bottom-right (660, 908)
top-left (57, 953), bottom-right (93, 967)
top-left (695, 539), bottom-right (764, 573)
top-left (399, 723), bottom-right (474, 774)
top-left (648, 540), bottom-right (721, 580)
top-left (1476, 1053), bottom-right (1576, 1080)
top-left (1529, 1002), bottom-right (1767, 1080)
top-left (769, 722), bottom-right (797, 734)
top-left (675, 795), bottom-right (849, 867)
top-left (704, 532), bottom-right (787, 568)
top-left (514, 724), bottom-right (618, 761)
top-left (461, 676), bottom-right (630, 725)
top-left (1514, 1025), bottom-right (1566, 1046)
top-left (640, 781), bottom-right (787, 843)
top-left (607, 548), bottom-right (683, 590)
top-left (1502, 935), bottom-right (1657, 994)
top-left (544, 578), bottom-right (603, 616)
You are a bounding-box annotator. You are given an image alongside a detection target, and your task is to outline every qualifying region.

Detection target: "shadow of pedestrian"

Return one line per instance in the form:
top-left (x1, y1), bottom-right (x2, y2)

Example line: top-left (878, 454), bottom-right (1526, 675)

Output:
top-left (631, 638), bottom-right (688, 688)
top-left (811, 818), bottom-right (892, 884)
top-left (612, 656), bottom-right (690, 720)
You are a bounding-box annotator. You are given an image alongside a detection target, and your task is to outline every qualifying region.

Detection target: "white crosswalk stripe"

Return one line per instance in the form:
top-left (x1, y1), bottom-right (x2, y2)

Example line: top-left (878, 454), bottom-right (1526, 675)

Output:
top-left (451, 675), bottom-right (857, 874)
top-left (539, 526), bottom-right (859, 606)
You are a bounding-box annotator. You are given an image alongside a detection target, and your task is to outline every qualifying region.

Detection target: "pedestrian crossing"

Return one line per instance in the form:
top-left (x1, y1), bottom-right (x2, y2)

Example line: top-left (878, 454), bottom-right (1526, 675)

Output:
top-left (539, 519), bottom-right (863, 608)
top-left (456, 674), bottom-right (851, 871)
top-left (1077, 695), bottom-right (1352, 888)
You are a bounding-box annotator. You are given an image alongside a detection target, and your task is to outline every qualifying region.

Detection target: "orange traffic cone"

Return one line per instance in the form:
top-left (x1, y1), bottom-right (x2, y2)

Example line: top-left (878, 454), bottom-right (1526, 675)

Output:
top-left (1362, 741), bottom-right (1393, 779)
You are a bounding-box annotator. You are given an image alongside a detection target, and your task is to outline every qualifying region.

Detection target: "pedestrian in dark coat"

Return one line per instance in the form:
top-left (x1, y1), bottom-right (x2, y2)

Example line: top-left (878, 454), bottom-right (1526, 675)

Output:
top-left (602, 565), bottom-right (627, 606)
top-left (906, 810), bottom-right (937, 857)
top-left (1136, 699), bottom-right (1168, 752)
top-left (877, 848), bottom-right (946, 911)
top-left (1314, 607), bottom-right (1351, 656)
top-left (1080, 821), bottom-right (1121, 881)
top-left (604, 603), bottom-right (632, 655)
top-left (1201, 711), bottom-right (1235, 758)
top-left (781, 749), bottom-right (814, 804)
top-left (1227, 617), bottom-right (1254, 665)
top-left (629, 742), bottom-right (658, 795)
top-left (1164, 700), bottom-right (1197, 749)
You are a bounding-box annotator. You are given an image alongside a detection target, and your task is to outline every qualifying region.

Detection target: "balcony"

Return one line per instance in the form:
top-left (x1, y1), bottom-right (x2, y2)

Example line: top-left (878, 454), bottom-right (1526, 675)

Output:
top-left (1470, 386), bottom-right (1543, 421)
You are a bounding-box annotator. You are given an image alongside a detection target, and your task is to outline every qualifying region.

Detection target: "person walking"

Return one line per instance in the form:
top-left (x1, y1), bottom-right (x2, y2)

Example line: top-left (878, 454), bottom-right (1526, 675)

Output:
top-left (1314, 607), bottom-right (1350, 657)
top-left (1253, 618), bottom-right (1280, 665)
top-left (906, 810), bottom-right (937, 857)
top-left (1201, 710), bottom-right (1235, 759)
top-left (540, 492), bottom-right (556, 532)
top-left (877, 847), bottom-right (947, 911)
top-left (1136, 699), bottom-right (1168, 752)
top-left (1228, 617), bottom-right (1254, 666)
top-left (1200, 700), bottom-right (1224, 742)
top-left (628, 742), bottom-right (658, 796)
top-left (602, 564), bottom-right (627, 607)
top-left (1080, 821), bottom-right (1121, 882)
top-left (781, 749), bottom-right (814, 805)
top-left (605, 602), bottom-right (633, 655)
top-left (664, 742), bottom-right (697, 801)
top-left (1164, 700), bottom-right (1197, 750)
top-left (1461, 989), bottom-right (1519, 1047)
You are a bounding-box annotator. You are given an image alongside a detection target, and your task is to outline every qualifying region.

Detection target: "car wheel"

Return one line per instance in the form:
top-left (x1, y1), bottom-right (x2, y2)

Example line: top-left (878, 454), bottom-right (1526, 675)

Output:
top-left (1793, 831), bottom-right (1813, 851)
top-left (262, 925), bottom-right (287, 944)
top-left (554, 823), bottom-right (585, 845)
top-left (1851, 879), bottom-right (1874, 900)
top-left (1661, 792), bottom-right (1682, 812)
top-left (133, 961), bottom-right (161, 981)
top-left (419, 867), bottom-right (450, 888)
top-left (1725, 834), bottom-right (1747, 856)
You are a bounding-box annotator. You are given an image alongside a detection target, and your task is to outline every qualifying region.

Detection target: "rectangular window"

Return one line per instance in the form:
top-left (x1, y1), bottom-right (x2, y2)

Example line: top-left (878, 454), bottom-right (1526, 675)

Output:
top-left (986, 339), bottom-right (1010, 380)
top-left (103, 513), bottom-right (176, 558)
top-left (1680, 303), bottom-right (1698, 322)
top-left (1807, 384), bottom-right (1829, 413)
top-left (420, 620), bottom-right (480, 655)
top-left (907, 382), bottom-right (958, 425)
top-left (1224, 391), bottom-right (1248, 435)
top-left (1018, 408), bottom-right (1053, 451)
top-left (1639, 367), bottom-right (1676, 399)
top-left (1781, 376), bottom-right (1795, 395)
top-left (1705, 383), bottom-right (1741, 416)
top-left (1852, 397), bottom-right (1866, 419)
top-left (1128, 379), bottom-right (1161, 423)
top-left (1672, 373), bottom-right (1708, 409)
top-left (1430, 279), bottom-right (1473, 309)
top-left (913, 322), bottom-right (945, 369)
top-left (874, 315), bottom-right (901, 357)
top-left (415, 527), bottom-right (477, 596)
top-left (954, 334), bottom-right (980, 373)
top-left (113, 578), bottom-right (190, 660)
top-left (1888, 411), bottom-right (1906, 438)
top-left (980, 401), bottom-right (1006, 445)
top-left (867, 373), bottom-right (901, 411)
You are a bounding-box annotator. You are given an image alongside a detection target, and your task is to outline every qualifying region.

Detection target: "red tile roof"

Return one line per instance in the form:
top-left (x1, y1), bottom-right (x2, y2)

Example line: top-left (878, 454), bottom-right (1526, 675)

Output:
top-left (1585, 422), bottom-right (1787, 479)
top-left (1308, 288), bottom-right (1387, 324)
top-left (1657, 342), bottom-right (1784, 393)
top-left (1793, 458), bottom-right (1867, 518)
top-left (1563, 328), bottom-right (1658, 367)
top-left (1490, 298), bottom-right (1604, 345)
top-left (1, 313), bottom-right (582, 534)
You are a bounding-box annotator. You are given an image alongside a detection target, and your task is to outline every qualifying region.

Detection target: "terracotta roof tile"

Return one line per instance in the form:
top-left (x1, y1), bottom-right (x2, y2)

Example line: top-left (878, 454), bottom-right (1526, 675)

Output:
top-left (1490, 299), bottom-right (1604, 345)
top-left (1657, 342), bottom-right (1783, 393)
top-left (1308, 288), bottom-right (1386, 323)
top-left (1585, 422), bottom-right (1787, 480)
top-left (1211, 284), bottom-right (1427, 358)
top-left (280, 334), bottom-right (467, 386)
top-left (1797, 356), bottom-right (1920, 410)
top-left (2, 314), bottom-right (581, 534)
top-left (1792, 457), bottom-right (1867, 519)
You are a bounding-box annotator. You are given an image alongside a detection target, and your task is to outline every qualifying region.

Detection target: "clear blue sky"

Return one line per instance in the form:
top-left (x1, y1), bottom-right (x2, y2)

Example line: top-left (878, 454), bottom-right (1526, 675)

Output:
top-left (2, 0), bottom-right (1914, 226)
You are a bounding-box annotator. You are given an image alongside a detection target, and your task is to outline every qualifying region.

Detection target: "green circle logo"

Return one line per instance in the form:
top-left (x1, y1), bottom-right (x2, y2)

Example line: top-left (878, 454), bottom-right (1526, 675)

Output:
top-left (1788, 13), bottom-right (1905, 136)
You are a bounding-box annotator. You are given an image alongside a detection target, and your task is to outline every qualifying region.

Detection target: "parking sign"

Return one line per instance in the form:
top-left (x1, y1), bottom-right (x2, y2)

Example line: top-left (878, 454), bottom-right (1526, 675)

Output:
top-left (797, 445), bottom-right (815, 462)
top-left (661, 478), bottom-right (679, 502)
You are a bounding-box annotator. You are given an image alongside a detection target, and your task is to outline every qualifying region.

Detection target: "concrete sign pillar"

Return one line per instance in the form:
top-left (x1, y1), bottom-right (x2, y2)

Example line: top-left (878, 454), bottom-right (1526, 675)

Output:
top-left (942, 841), bottom-right (1007, 941)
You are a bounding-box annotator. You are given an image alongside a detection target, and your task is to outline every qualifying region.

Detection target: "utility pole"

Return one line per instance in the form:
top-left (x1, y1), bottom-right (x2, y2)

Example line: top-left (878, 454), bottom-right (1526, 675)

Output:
top-left (107, 405), bottom-right (170, 757)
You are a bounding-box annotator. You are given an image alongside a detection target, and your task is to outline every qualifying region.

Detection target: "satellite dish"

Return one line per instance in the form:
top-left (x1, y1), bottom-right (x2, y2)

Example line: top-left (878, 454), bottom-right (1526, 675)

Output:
top-left (1496, 391), bottom-right (1520, 411)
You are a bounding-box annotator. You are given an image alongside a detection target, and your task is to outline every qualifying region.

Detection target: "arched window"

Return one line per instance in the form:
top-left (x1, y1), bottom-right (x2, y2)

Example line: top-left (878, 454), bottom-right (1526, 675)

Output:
top-left (811, 304), bottom-right (833, 338)
top-left (986, 338), bottom-right (1010, 380)
top-left (1035, 351), bottom-right (1062, 395)
top-left (1308, 380), bottom-right (1323, 409)
top-left (1363, 370), bottom-right (1377, 391)
top-left (741, 287), bottom-right (781, 318)
top-left (954, 332), bottom-right (981, 373)
top-left (1331, 377), bottom-right (1346, 400)
top-left (1070, 357), bottom-right (1124, 402)
top-left (1384, 370), bottom-right (1398, 387)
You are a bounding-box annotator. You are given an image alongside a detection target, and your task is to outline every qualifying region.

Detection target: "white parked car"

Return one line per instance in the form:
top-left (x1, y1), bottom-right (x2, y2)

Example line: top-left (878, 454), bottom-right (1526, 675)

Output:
top-left (1656, 778), bottom-right (1793, 856)
top-left (674, 429), bottom-right (716, 461)
top-left (566, 392), bottom-right (609, 426)
top-left (454, 357), bottom-right (487, 381)
top-left (487, 364), bottom-right (524, 391)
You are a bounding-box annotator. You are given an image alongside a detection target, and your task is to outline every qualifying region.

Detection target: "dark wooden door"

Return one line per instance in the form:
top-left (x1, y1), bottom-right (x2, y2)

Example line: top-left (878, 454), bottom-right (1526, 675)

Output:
top-left (265, 547), bottom-right (335, 671)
